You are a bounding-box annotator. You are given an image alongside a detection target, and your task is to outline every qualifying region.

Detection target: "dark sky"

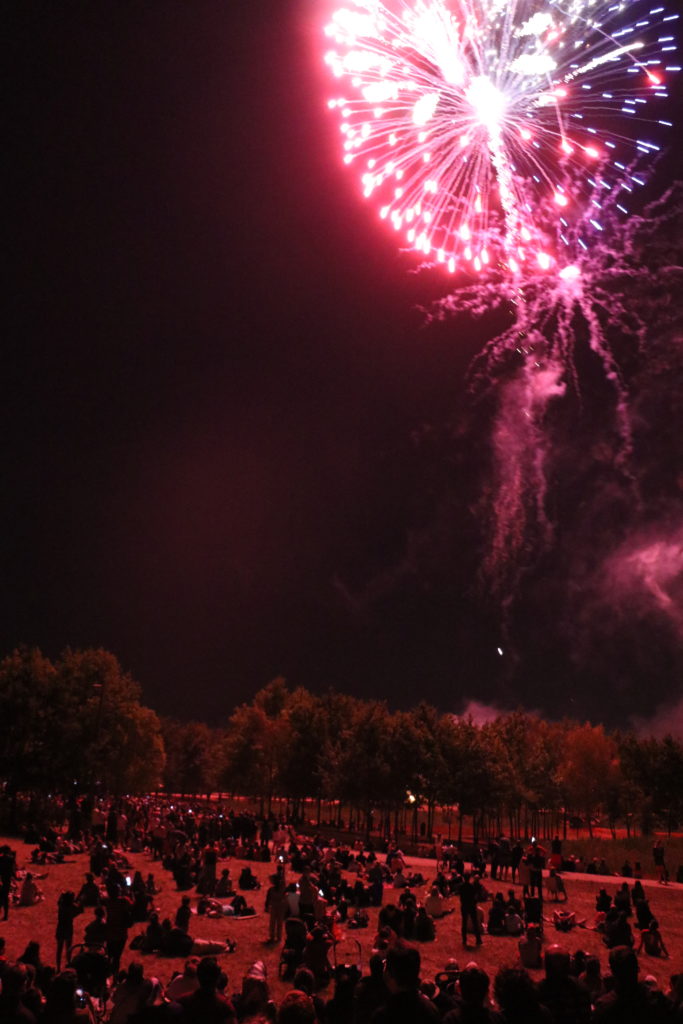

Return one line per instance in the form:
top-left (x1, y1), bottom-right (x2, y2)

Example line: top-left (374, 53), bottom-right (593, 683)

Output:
top-left (6, 1), bottom-right (683, 727)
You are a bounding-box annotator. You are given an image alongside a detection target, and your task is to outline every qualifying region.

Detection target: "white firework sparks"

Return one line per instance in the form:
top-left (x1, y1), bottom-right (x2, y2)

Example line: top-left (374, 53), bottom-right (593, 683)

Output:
top-left (323, 0), bottom-right (678, 275)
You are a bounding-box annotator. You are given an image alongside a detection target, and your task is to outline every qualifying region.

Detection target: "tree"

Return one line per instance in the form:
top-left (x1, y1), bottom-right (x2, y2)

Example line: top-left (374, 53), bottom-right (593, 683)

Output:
top-left (0, 647), bottom-right (56, 797)
top-left (277, 688), bottom-right (326, 814)
top-left (439, 716), bottom-right (503, 841)
top-left (489, 712), bottom-right (564, 836)
top-left (0, 647), bottom-right (164, 797)
top-left (51, 648), bottom-right (164, 793)
top-left (222, 680), bottom-right (293, 813)
top-left (558, 723), bottom-right (621, 835)
top-left (161, 719), bottom-right (222, 796)
top-left (321, 699), bottom-right (394, 831)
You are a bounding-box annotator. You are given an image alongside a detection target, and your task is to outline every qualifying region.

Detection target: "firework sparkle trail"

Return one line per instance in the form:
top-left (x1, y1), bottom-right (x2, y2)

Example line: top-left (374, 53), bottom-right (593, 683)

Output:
top-left (323, 0), bottom-right (679, 275)
top-left (322, 0), bottom-right (680, 611)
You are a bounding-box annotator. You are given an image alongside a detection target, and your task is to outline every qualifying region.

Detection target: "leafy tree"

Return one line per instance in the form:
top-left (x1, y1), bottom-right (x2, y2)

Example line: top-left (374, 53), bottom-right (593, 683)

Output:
top-left (0, 647), bottom-right (56, 795)
top-left (277, 688), bottom-right (326, 812)
top-left (51, 648), bottom-right (164, 793)
top-left (558, 723), bottom-right (621, 835)
top-left (222, 680), bottom-right (293, 813)
top-left (321, 699), bottom-right (394, 830)
top-left (489, 712), bottom-right (564, 835)
top-left (440, 716), bottom-right (503, 840)
top-left (161, 719), bottom-right (222, 796)
top-left (0, 647), bottom-right (164, 796)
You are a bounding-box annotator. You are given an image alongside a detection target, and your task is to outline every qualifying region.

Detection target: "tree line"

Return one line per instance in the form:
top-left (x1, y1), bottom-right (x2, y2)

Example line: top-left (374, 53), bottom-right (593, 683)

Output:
top-left (2, 649), bottom-right (682, 838)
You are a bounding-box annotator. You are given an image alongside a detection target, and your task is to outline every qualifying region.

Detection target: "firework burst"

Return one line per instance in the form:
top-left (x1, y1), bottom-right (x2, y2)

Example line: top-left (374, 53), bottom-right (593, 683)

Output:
top-left (323, 0), bottom-right (678, 275)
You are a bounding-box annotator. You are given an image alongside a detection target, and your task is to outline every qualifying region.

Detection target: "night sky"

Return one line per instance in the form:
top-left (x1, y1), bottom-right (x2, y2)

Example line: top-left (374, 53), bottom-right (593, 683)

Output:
top-left (6, 1), bottom-right (683, 728)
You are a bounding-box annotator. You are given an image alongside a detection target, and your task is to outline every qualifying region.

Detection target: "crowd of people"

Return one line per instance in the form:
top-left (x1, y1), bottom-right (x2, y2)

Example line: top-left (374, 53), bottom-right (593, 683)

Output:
top-left (0, 796), bottom-right (681, 1023)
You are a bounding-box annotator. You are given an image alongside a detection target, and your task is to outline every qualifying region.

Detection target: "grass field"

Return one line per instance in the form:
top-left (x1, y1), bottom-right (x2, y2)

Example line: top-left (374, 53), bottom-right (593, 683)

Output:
top-left (2, 835), bottom-right (682, 1008)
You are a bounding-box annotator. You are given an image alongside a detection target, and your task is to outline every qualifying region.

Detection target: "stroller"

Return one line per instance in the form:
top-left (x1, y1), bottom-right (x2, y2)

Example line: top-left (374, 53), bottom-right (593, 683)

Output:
top-left (332, 937), bottom-right (362, 984)
top-left (67, 943), bottom-right (111, 1020)
top-left (279, 917), bottom-right (308, 980)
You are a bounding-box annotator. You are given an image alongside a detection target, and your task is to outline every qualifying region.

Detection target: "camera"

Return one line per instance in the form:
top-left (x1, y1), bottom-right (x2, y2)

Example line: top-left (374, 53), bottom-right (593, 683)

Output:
top-left (125, 876), bottom-right (132, 886)
top-left (75, 989), bottom-right (87, 1008)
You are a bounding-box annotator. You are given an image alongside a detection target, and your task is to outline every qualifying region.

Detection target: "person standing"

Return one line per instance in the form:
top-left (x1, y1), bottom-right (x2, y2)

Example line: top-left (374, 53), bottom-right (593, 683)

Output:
top-left (200, 841), bottom-right (218, 896)
top-left (0, 845), bottom-right (17, 921)
top-left (652, 840), bottom-right (668, 884)
top-left (55, 891), bottom-right (82, 971)
top-left (459, 874), bottom-right (482, 948)
top-left (104, 882), bottom-right (133, 974)
top-left (265, 873), bottom-right (287, 944)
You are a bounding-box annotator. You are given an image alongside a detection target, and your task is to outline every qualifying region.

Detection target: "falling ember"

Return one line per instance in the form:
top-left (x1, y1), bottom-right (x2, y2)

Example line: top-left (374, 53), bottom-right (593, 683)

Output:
top-left (323, 0), bottom-right (677, 273)
top-left (559, 263), bottom-right (581, 282)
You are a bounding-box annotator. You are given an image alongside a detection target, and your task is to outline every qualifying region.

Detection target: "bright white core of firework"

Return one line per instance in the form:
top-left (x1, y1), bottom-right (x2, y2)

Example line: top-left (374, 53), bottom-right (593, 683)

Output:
top-left (466, 76), bottom-right (507, 133)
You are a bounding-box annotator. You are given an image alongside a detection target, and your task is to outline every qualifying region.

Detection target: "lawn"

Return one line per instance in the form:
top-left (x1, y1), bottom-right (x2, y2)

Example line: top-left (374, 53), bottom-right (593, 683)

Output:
top-left (2, 835), bottom-right (682, 1007)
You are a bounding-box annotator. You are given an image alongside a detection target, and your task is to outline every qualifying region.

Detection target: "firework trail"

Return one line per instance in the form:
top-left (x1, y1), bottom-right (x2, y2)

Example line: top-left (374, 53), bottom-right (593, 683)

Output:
top-left (430, 184), bottom-right (683, 593)
top-left (323, 0), bottom-right (680, 598)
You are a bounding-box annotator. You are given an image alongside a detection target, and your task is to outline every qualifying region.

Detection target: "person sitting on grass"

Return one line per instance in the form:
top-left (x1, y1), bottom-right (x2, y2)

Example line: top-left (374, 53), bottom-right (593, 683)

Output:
top-left (505, 905), bottom-right (524, 937)
top-left (41, 968), bottom-right (92, 1024)
top-left (536, 945), bottom-right (591, 1024)
top-left (613, 883), bottom-right (632, 916)
top-left (553, 909), bottom-right (587, 932)
top-left (18, 872), bottom-right (44, 906)
top-left (637, 918), bottom-right (670, 959)
top-left (603, 910), bottom-right (633, 949)
top-left (303, 925), bottom-right (333, 987)
top-left (634, 894), bottom-right (653, 931)
top-left (414, 905), bottom-right (436, 942)
top-left (592, 945), bottom-right (671, 1023)
top-left (506, 891), bottom-right (523, 916)
top-left (352, 954), bottom-right (388, 1024)
top-left (109, 961), bottom-right (157, 1024)
top-left (176, 956), bottom-right (237, 1024)
top-left (0, 963), bottom-right (34, 1024)
top-left (579, 955), bottom-right (604, 1003)
top-left (424, 885), bottom-right (446, 919)
top-left (595, 889), bottom-right (612, 914)
top-left (493, 966), bottom-right (552, 1024)
top-left (442, 963), bottom-right (498, 1024)
top-left (277, 989), bottom-right (316, 1024)
top-left (487, 893), bottom-right (507, 935)
top-left (76, 874), bottom-right (100, 908)
top-left (372, 941), bottom-right (440, 1024)
top-left (518, 924), bottom-right (543, 969)
top-left (215, 870), bottom-right (235, 899)
top-left (165, 958), bottom-right (200, 1001)
top-left (17, 942), bottom-right (44, 974)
